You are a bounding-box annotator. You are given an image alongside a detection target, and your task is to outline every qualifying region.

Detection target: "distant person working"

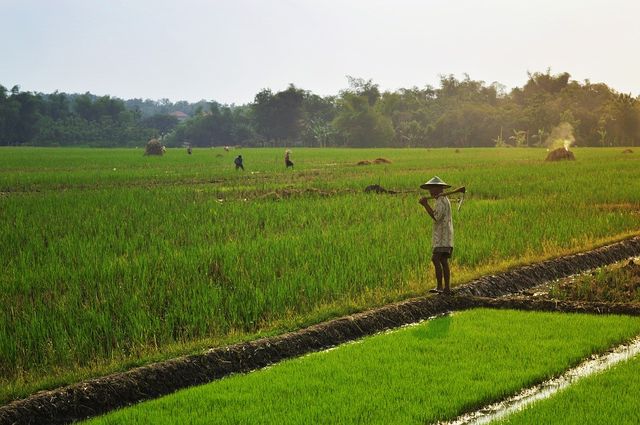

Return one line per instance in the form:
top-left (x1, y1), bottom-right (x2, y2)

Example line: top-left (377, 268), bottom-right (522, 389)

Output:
top-left (285, 150), bottom-right (294, 169)
top-left (234, 155), bottom-right (244, 171)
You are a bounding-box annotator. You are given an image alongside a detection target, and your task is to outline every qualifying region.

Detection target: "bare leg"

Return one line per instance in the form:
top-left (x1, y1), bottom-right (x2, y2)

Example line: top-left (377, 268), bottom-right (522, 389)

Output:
top-left (432, 252), bottom-right (443, 291)
top-left (441, 256), bottom-right (451, 294)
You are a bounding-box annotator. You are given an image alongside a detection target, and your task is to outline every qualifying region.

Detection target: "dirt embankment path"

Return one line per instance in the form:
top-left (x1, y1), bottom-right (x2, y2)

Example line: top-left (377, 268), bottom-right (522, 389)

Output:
top-left (2, 236), bottom-right (640, 425)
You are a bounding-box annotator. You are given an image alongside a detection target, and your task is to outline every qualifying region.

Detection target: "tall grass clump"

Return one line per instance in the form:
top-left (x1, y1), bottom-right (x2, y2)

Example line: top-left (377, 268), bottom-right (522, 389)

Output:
top-left (549, 260), bottom-right (640, 303)
top-left (1, 147), bottom-right (639, 402)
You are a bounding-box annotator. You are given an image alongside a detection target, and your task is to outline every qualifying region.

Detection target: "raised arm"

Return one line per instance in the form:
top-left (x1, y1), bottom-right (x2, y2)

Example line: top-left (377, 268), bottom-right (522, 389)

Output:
top-left (422, 186), bottom-right (466, 200)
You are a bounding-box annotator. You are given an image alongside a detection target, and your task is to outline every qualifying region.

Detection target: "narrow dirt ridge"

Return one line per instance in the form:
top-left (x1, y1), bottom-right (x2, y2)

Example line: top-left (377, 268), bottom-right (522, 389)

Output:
top-left (2, 236), bottom-right (639, 425)
top-left (451, 296), bottom-right (640, 316)
top-left (454, 236), bottom-right (640, 297)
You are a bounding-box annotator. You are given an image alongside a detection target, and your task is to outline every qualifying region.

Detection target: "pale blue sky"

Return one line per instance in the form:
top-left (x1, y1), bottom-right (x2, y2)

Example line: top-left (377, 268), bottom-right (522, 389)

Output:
top-left (1, 0), bottom-right (638, 105)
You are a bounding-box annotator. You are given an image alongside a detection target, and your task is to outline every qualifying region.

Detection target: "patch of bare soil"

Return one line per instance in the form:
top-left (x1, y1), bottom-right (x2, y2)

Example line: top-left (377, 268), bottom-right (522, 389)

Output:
top-left (2, 236), bottom-right (640, 425)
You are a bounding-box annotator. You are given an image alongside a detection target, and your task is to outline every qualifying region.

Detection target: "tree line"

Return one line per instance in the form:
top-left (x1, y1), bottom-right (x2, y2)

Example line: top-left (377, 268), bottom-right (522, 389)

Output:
top-left (1, 70), bottom-right (638, 148)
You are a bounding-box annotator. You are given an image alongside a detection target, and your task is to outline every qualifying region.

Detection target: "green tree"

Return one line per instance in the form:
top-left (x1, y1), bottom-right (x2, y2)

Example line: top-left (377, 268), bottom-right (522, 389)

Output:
top-left (376, 86), bottom-right (437, 147)
top-left (251, 84), bottom-right (306, 145)
top-left (509, 129), bottom-right (527, 147)
top-left (532, 128), bottom-right (548, 147)
top-left (437, 73), bottom-right (500, 105)
top-left (231, 123), bottom-right (257, 144)
top-left (5, 69), bottom-right (639, 149)
top-left (305, 118), bottom-right (338, 147)
top-left (333, 92), bottom-right (394, 147)
top-left (302, 94), bottom-right (337, 124)
top-left (515, 69), bottom-right (571, 101)
top-left (165, 103), bottom-right (239, 147)
top-left (0, 85), bottom-right (21, 145)
top-left (607, 93), bottom-right (640, 146)
top-left (343, 76), bottom-right (381, 107)
top-left (598, 127), bottom-right (608, 147)
top-left (73, 95), bottom-right (125, 123)
top-left (431, 102), bottom-right (499, 147)
top-left (143, 114), bottom-right (179, 139)
top-left (41, 91), bottom-right (71, 121)
top-left (72, 94), bottom-right (96, 121)
top-left (0, 86), bottom-right (42, 145)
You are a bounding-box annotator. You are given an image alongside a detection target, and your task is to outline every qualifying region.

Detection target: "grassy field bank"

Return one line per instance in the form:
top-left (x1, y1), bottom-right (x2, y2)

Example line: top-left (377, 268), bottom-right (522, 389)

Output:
top-left (86, 309), bottom-right (640, 424)
top-left (1, 147), bottom-right (639, 402)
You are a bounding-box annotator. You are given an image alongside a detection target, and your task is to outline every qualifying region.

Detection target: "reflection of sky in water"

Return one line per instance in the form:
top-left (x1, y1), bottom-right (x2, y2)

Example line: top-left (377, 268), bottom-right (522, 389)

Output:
top-left (444, 336), bottom-right (640, 425)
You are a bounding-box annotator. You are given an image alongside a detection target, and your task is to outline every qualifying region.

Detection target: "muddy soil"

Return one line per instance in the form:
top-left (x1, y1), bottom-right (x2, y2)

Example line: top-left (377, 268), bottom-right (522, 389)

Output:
top-left (2, 236), bottom-right (640, 425)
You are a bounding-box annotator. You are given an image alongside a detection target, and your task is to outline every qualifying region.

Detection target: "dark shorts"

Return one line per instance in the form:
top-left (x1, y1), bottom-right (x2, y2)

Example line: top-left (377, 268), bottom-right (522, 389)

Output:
top-left (433, 247), bottom-right (453, 258)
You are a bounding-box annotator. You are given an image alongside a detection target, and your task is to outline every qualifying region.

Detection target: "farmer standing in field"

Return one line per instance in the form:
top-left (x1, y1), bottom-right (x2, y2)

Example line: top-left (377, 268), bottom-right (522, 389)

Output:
top-left (234, 154), bottom-right (244, 171)
top-left (419, 176), bottom-right (465, 295)
top-left (285, 149), bottom-right (294, 169)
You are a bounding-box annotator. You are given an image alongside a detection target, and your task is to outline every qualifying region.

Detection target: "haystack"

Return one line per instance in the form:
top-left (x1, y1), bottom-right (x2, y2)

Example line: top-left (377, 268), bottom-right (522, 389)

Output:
top-left (358, 158), bottom-right (392, 166)
top-left (545, 148), bottom-right (575, 162)
top-left (144, 138), bottom-right (164, 156)
top-left (372, 157), bottom-right (392, 164)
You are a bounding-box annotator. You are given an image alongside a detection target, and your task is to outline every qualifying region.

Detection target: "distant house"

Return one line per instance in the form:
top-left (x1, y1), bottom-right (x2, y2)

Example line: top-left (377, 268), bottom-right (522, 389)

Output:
top-left (170, 111), bottom-right (189, 122)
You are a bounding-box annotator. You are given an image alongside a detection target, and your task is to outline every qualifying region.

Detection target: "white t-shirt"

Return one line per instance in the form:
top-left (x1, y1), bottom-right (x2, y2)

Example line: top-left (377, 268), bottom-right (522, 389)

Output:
top-left (432, 196), bottom-right (454, 248)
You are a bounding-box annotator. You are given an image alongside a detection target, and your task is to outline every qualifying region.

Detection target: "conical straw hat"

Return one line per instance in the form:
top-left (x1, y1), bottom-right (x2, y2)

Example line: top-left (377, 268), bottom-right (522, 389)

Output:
top-left (420, 176), bottom-right (451, 190)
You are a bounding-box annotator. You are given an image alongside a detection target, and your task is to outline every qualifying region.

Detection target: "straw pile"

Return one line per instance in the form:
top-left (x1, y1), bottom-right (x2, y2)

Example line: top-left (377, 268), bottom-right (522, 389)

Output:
top-left (143, 138), bottom-right (164, 156)
top-left (545, 148), bottom-right (575, 162)
top-left (357, 158), bottom-right (392, 166)
top-left (372, 157), bottom-right (392, 164)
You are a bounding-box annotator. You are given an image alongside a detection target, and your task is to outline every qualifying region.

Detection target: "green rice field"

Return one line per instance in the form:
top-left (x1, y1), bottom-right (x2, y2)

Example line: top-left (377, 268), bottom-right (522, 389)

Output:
top-left (498, 347), bottom-right (640, 424)
top-left (1, 146), bottom-right (639, 403)
top-left (86, 309), bottom-right (640, 424)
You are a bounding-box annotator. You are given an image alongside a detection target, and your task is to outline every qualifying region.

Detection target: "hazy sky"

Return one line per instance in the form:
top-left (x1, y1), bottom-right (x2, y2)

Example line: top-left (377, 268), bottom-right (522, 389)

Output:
top-left (2, 0), bottom-right (639, 105)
